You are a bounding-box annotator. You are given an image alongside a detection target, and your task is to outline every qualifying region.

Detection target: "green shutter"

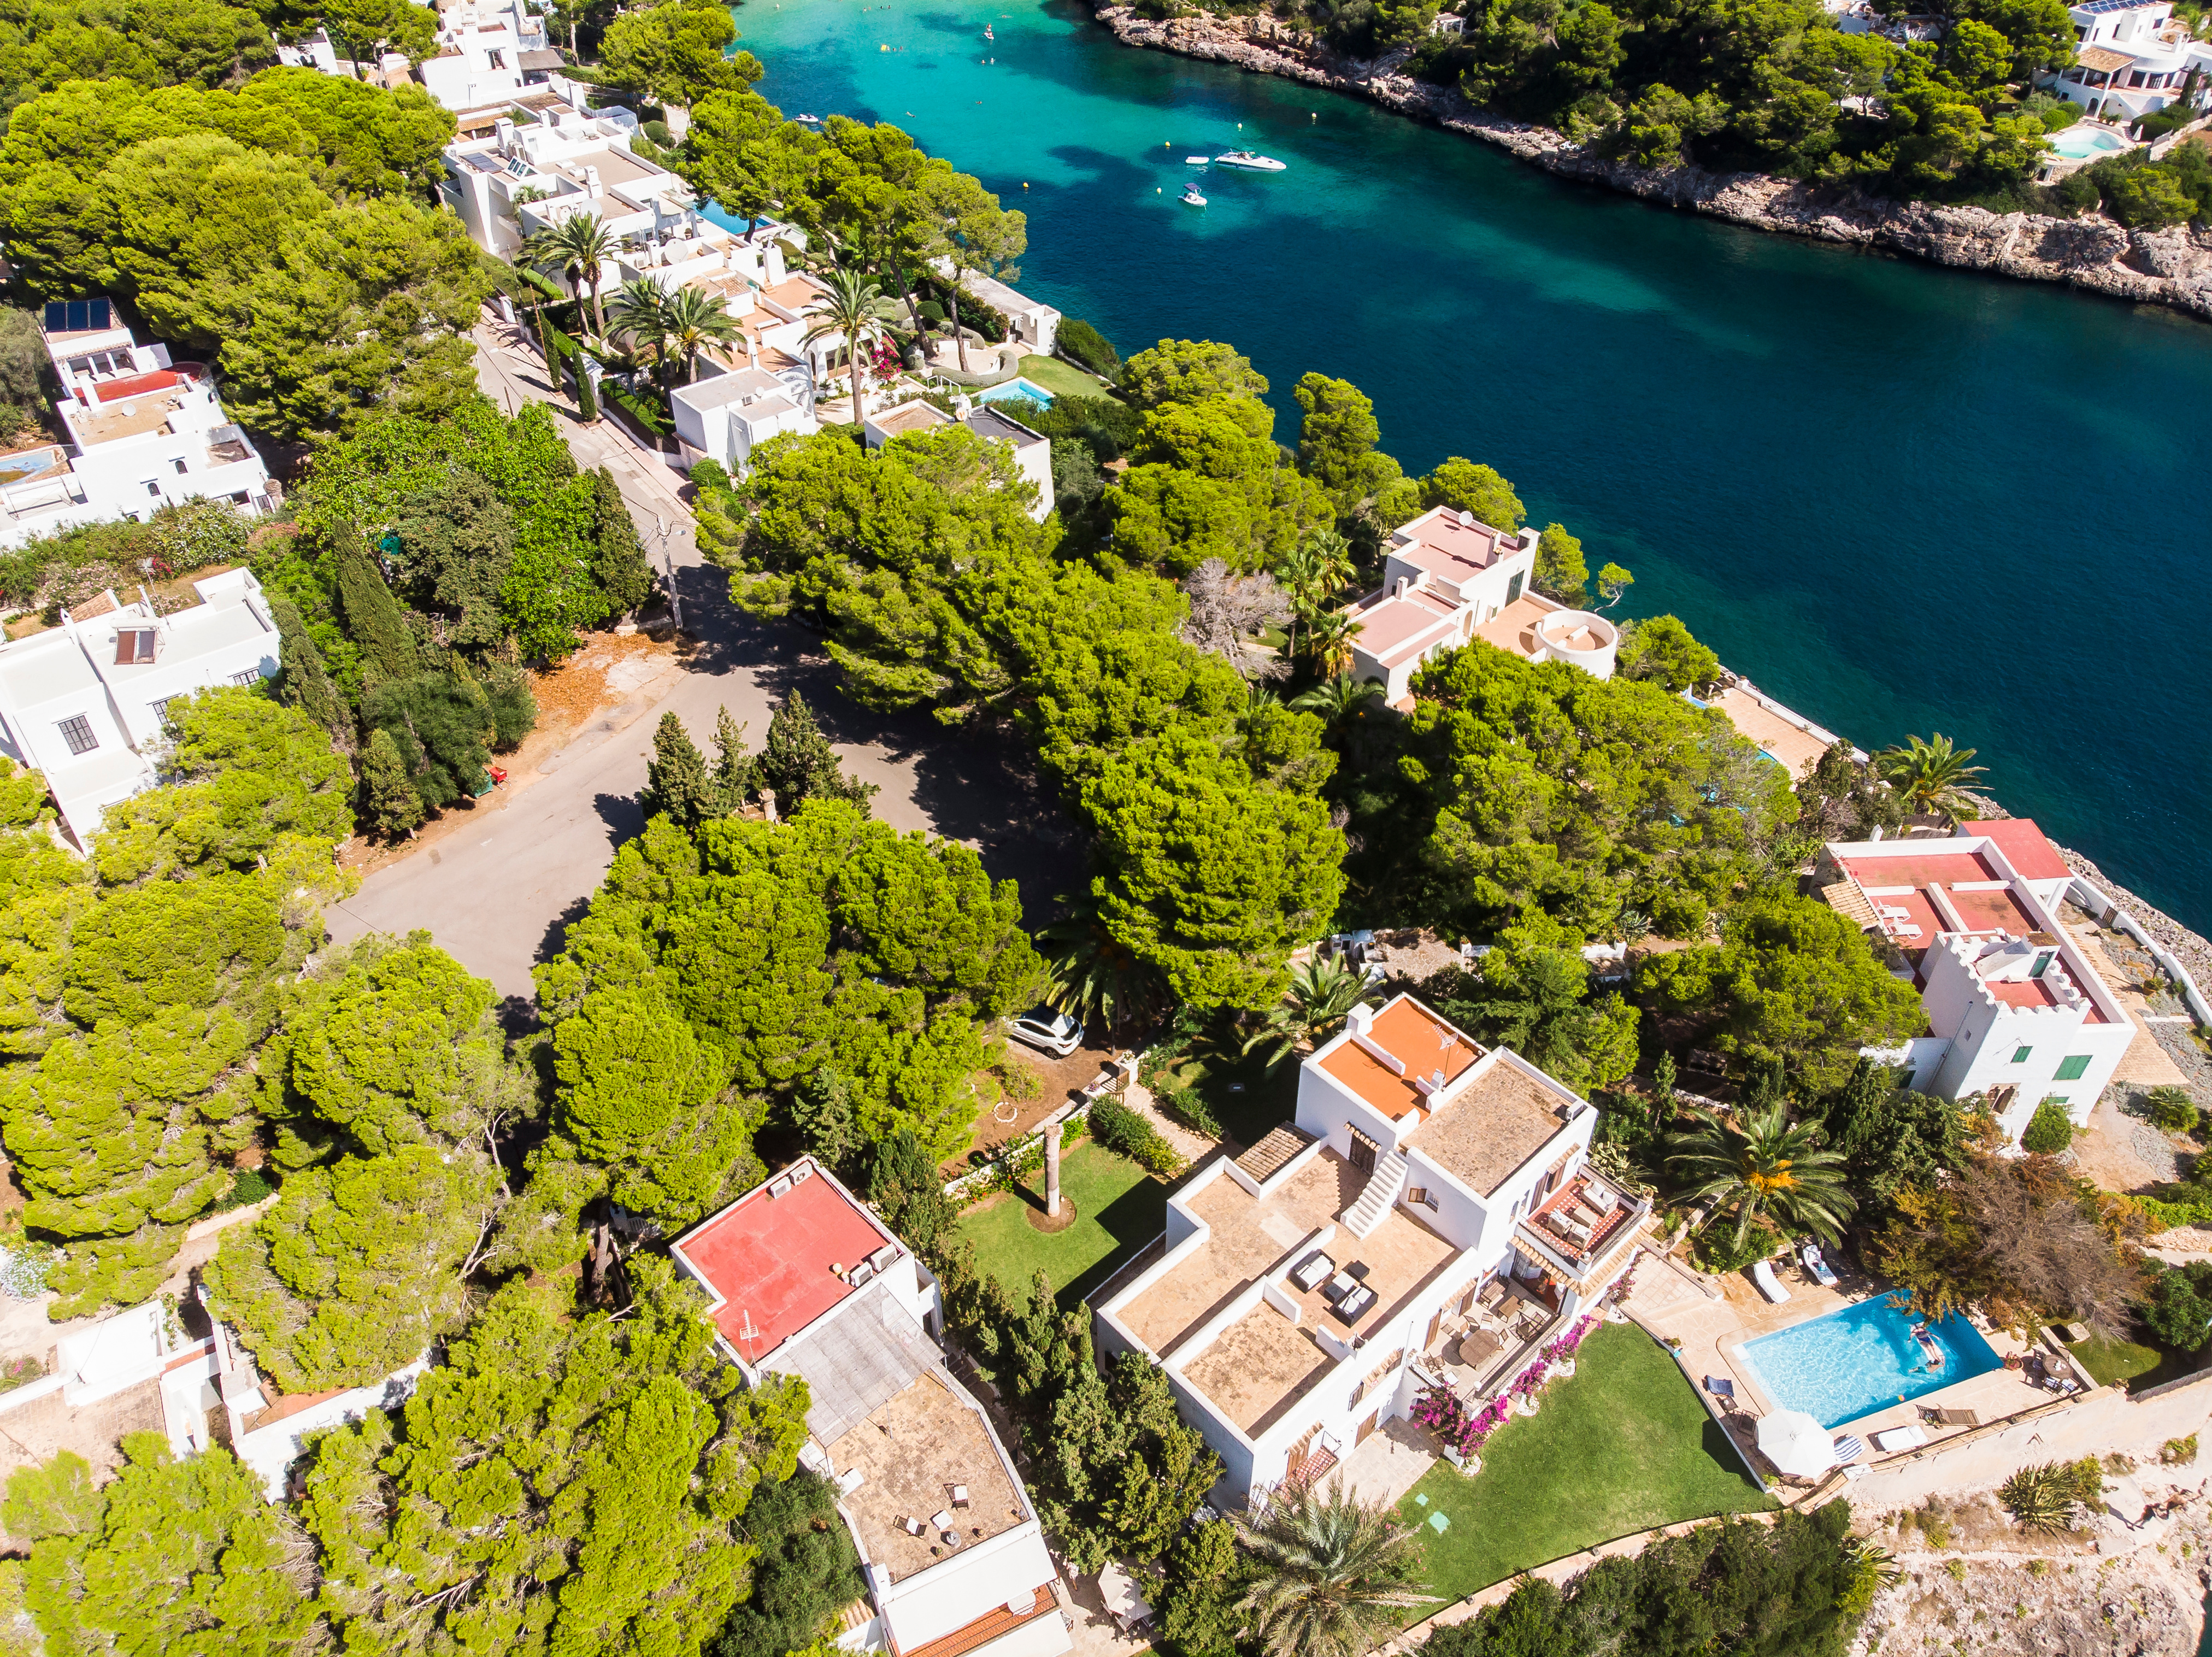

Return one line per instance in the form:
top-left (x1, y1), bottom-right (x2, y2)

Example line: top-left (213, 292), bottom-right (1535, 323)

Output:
top-left (2012, 1046), bottom-right (2032, 1064)
top-left (2055, 1055), bottom-right (2091, 1082)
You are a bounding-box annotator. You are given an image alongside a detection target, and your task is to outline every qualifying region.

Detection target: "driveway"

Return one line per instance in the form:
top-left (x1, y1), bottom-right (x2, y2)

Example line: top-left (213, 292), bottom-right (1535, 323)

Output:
top-left (323, 321), bottom-right (1084, 1013)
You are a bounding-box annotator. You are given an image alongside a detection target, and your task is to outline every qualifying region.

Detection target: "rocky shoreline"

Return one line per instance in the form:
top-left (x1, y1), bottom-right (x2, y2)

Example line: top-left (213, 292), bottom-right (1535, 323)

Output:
top-left (1095, 4), bottom-right (2212, 321)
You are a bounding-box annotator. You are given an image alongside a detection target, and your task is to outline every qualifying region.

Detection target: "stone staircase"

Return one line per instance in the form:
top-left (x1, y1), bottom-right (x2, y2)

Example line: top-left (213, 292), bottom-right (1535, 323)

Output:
top-left (1343, 1150), bottom-right (1408, 1239)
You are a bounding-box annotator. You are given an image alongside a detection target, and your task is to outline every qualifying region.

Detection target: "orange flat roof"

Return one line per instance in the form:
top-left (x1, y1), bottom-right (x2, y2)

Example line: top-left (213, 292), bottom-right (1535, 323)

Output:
top-left (1962, 819), bottom-right (2070, 884)
top-left (1319, 996), bottom-right (1482, 1120)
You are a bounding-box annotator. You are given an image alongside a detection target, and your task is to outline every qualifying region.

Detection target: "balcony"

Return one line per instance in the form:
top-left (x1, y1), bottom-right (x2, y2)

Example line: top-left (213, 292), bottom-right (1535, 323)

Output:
top-left (1513, 1167), bottom-right (1650, 1294)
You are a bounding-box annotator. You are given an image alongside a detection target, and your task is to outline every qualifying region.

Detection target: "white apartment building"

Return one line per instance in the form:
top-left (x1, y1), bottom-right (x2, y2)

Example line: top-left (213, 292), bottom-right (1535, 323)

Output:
top-left (1344, 509), bottom-right (1619, 706)
top-left (418, 0), bottom-right (560, 112)
top-left (672, 1159), bottom-right (1074, 1657)
top-left (1818, 818), bottom-right (2134, 1142)
top-left (0, 299), bottom-right (274, 551)
top-left (1096, 995), bottom-right (1648, 1508)
top-left (862, 401), bottom-right (1054, 521)
top-left (2042, 0), bottom-right (2212, 118)
top-left (671, 366), bottom-right (819, 475)
top-left (0, 570), bottom-right (279, 846)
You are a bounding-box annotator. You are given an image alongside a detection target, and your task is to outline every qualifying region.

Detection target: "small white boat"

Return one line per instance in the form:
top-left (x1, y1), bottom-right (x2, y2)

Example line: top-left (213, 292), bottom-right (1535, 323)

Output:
top-left (1184, 154), bottom-right (1212, 165)
top-left (793, 112), bottom-right (822, 124)
top-left (1181, 185), bottom-right (1207, 205)
top-left (1213, 149), bottom-right (1286, 171)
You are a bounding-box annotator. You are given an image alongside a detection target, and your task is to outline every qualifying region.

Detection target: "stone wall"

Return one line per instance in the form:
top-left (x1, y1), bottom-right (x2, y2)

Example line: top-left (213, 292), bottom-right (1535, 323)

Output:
top-left (1096, 5), bottom-right (2212, 322)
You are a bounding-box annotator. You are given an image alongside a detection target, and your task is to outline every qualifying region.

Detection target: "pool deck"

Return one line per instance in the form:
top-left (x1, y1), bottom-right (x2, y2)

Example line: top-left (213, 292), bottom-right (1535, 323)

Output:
top-left (1623, 1244), bottom-right (2087, 1486)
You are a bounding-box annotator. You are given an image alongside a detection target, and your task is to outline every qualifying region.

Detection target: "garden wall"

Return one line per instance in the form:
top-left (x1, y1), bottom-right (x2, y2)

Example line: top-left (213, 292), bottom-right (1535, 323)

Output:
top-left (1817, 1368), bottom-right (2212, 1515)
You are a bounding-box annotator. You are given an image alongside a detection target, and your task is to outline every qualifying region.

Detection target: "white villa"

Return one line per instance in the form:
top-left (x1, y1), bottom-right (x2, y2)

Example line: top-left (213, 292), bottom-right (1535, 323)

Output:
top-left (1344, 508), bottom-right (1619, 706)
top-left (673, 1159), bottom-right (1074, 1657)
top-left (1096, 994), bottom-right (1648, 1508)
top-left (1818, 818), bottom-right (2135, 1141)
top-left (0, 571), bottom-right (280, 846)
top-left (0, 300), bottom-right (274, 551)
top-left (417, 0), bottom-right (563, 112)
top-left (863, 401), bottom-right (1054, 522)
top-left (2042, 0), bottom-right (2212, 119)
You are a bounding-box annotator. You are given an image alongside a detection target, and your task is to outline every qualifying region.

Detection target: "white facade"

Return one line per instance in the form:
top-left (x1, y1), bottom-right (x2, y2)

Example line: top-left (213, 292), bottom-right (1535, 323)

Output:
top-left (943, 268), bottom-right (1062, 356)
top-left (0, 303), bottom-right (274, 550)
top-left (1096, 995), bottom-right (1646, 1508)
top-left (672, 1159), bottom-right (1073, 1657)
top-left (2042, 0), bottom-right (2212, 117)
top-left (0, 569), bottom-right (280, 847)
top-left (418, 0), bottom-right (555, 112)
top-left (862, 399), bottom-right (1055, 522)
top-left (671, 366), bottom-right (819, 475)
top-left (1342, 509), bottom-right (1618, 703)
top-left (1822, 819), bottom-right (2135, 1142)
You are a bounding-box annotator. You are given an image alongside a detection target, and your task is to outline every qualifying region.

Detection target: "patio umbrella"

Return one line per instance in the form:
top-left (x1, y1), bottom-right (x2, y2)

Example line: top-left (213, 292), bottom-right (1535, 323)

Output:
top-left (1756, 1409), bottom-right (1839, 1479)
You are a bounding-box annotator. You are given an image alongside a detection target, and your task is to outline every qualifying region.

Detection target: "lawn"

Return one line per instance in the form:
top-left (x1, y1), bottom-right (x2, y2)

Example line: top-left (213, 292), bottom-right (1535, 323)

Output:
top-left (1396, 1323), bottom-right (1774, 1603)
top-left (1148, 1038), bottom-right (1298, 1149)
top-left (954, 1139), bottom-right (1169, 1307)
top-left (2067, 1332), bottom-right (2203, 1391)
top-left (1010, 353), bottom-right (1110, 401)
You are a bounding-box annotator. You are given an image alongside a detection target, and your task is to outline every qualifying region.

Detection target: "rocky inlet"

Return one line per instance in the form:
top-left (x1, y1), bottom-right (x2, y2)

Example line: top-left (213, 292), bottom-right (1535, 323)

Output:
top-left (1097, 3), bottom-right (2212, 321)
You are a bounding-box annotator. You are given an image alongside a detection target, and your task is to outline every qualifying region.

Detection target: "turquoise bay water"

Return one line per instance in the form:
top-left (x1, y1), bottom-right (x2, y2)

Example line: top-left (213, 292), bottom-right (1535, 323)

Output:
top-left (732, 0), bottom-right (2212, 929)
top-left (1739, 1299), bottom-right (2004, 1427)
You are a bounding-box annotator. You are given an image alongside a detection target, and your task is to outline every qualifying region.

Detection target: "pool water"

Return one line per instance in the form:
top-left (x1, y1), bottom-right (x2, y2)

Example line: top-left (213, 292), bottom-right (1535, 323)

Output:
top-left (2049, 126), bottom-right (2129, 161)
top-left (1738, 1297), bottom-right (2003, 1428)
top-left (975, 376), bottom-right (1057, 408)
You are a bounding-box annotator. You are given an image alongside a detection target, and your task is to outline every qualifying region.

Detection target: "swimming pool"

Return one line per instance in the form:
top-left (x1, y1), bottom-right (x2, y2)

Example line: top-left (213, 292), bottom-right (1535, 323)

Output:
top-left (2049, 126), bottom-right (2129, 162)
top-left (975, 376), bottom-right (1057, 408)
top-left (1738, 1297), bottom-right (2003, 1427)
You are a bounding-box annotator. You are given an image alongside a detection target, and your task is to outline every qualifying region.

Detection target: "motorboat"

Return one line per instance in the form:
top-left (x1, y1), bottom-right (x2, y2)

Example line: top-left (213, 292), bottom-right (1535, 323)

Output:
top-left (1213, 150), bottom-right (1286, 171)
top-left (792, 112), bottom-right (822, 124)
top-left (1181, 184), bottom-right (1207, 205)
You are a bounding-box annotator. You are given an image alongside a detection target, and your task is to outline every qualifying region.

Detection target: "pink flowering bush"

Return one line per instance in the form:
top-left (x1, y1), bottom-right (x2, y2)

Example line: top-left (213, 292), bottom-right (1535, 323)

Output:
top-left (1414, 1385), bottom-right (1518, 1456)
top-left (1510, 1361), bottom-right (1550, 1399)
top-left (1543, 1315), bottom-right (1598, 1365)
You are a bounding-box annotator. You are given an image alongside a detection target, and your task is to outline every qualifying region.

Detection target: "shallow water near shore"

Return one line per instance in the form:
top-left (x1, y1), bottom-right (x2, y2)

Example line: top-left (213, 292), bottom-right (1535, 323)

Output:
top-left (728, 0), bottom-right (2212, 930)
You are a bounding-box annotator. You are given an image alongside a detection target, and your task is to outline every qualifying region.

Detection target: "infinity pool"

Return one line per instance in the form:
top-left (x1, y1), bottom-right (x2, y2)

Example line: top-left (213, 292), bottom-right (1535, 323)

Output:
top-left (1739, 1297), bottom-right (2003, 1427)
top-left (975, 376), bottom-right (1057, 408)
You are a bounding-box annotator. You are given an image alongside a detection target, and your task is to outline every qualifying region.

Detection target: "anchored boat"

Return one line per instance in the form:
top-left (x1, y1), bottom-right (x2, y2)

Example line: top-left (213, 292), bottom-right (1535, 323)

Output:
top-left (1213, 150), bottom-right (1286, 171)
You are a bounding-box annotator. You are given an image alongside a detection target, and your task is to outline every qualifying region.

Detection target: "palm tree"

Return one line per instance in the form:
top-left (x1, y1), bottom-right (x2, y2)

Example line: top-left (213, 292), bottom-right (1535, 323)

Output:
top-left (1037, 889), bottom-right (1167, 1037)
top-left (1301, 608), bottom-right (1360, 679)
top-left (1873, 732), bottom-right (1989, 821)
top-left (1242, 956), bottom-right (1374, 1068)
top-left (1664, 1101), bottom-right (1857, 1248)
top-left (660, 286), bottom-right (743, 383)
top-left (1291, 673), bottom-right (1382, 730)
top-left (608, 277), bottom-right (675, 389)
top-left (1234, 1482), bottom-right (1436, 1657)
top-left (801, 264), bottom-right (901, 418)
top-left (523, 214), bottom-right (617, 337)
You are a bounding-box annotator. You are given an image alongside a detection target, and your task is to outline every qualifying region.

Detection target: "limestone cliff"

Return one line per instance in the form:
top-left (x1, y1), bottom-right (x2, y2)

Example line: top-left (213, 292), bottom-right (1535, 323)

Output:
top-left (1097, 4), bottom-right (2212, 321)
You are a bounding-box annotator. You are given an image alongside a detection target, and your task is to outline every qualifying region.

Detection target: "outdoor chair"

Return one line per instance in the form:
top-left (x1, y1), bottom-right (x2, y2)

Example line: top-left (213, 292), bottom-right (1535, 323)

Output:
top-left (1703, 1375), bottom-right (1737, 1400)
top-left (1920, 1406), bottom-right (1980, 1427)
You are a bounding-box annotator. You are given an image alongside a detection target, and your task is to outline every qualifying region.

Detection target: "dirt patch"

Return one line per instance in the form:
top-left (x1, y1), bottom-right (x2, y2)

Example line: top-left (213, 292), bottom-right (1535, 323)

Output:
top-left (1026, 1197), bottom-right (1080, 1234)
top-left (340, 630), bottom-right (680, 878)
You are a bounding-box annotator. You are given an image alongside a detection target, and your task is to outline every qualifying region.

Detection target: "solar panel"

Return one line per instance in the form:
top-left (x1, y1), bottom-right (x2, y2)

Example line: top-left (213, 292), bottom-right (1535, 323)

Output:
top-left (42, 298), bottom-right (111, 333)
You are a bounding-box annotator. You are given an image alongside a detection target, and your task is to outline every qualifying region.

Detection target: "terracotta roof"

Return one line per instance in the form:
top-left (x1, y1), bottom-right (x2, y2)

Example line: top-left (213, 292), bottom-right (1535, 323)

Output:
top-left (2076, 45), bottom-right (2134, 70)
top-left (895, 1587), bottom-right (1059, 1657)
top-left (1318, 996), bottom-right (1482, 1121)
top-left (1961, 818), bottom-right (2070, 884)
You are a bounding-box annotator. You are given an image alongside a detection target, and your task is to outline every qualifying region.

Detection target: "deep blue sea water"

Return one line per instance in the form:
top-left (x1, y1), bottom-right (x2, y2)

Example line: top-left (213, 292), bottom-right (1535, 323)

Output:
top-left (1739, 1298), bottom-right (2004, 1427)
top-left (728, 0), bottom-right (2212, 930)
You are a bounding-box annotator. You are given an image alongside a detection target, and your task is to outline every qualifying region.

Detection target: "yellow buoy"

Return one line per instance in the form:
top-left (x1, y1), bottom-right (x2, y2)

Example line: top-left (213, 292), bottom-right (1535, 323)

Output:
top-left (1022, 181), bottom-right (1028, 189)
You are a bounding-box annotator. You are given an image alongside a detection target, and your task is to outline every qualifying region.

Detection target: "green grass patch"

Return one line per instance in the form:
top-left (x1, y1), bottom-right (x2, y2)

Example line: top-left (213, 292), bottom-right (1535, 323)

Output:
top-left (1396, 1323), bottom-right (1773, 1603)
top-left (1014, 353), bottom-right (1113, 401)
top-left (954, 1140), bottom-right (1169, 1307)
top-left (2066, 1333), bottom-right (2199, 1391)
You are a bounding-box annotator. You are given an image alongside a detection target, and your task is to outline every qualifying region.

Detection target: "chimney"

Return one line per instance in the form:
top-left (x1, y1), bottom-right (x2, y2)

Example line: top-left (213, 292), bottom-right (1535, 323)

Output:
top-left (1346, 1005), bottom-right (1375, 1037)
top-left (583, 164), bottom-right (602, 196)
top-left (495, 116), bottom-right (516, 154)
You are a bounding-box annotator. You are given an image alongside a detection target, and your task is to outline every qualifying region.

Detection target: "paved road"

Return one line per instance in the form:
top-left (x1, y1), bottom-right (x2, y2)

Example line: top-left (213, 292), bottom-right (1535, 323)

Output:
top-left (324, 322), bottom-right (1078, 1012)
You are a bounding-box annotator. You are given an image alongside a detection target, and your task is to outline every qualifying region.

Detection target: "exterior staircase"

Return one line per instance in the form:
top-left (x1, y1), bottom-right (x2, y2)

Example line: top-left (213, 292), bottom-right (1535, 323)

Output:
top-left (1343, 1150), bottom-right (1408, 1240)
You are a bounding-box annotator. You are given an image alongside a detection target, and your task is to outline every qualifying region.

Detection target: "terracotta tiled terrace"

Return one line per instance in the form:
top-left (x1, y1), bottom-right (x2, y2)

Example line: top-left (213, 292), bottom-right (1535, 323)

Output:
top-left (1521, 1168), bottom-right (1639, 1264)
top-left (1469, 592), bottom-right (1556, 660)
top-left (1174, 1156), bottom-right (1458, 1435)
top-left (827, 1372), bottom-right (1025, 1585)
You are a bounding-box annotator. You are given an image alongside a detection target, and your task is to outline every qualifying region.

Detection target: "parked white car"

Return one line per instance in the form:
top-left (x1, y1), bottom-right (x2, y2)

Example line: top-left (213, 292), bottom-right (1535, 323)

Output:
top-left (1008, 1005), bottom-right (1082, 1058)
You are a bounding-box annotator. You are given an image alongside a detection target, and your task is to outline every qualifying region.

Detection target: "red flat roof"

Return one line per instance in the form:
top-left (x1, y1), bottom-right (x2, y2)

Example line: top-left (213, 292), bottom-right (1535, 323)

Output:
top-left (1990, 978), bottom-right (2062, 1011)
top-left (674, 1165), bottom-right (895, 1359)
top-left (1836, 850), bottom-right (1999, 891)
top-left (1962, 819), bottom-right (2070, 884)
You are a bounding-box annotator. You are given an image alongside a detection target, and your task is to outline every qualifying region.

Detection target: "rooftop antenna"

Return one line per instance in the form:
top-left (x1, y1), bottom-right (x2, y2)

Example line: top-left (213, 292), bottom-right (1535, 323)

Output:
top-left (735, 1307), bottom-right (761, 1349)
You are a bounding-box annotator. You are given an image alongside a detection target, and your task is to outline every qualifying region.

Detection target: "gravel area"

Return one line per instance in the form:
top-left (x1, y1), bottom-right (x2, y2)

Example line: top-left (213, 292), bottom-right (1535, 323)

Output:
top-left (2074, 1083), bottom-right (2183, 1193)
top-left (2062, 850), bottom-right (2212, 1101)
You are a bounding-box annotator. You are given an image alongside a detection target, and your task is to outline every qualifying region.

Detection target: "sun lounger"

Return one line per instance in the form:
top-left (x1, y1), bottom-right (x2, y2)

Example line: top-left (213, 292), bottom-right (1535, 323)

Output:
top-left (1920, 1406), bottom-right (1980, 1427)
top-left (1872, 1424), bottom-right (1928, 1453)
top-left (1800, 1244), bottom-right (1838, 1288)
top-left (1704, 1375), bottom-right (1737, 1400)
top-left (1751, 1259), bottom-right (1791, 1303)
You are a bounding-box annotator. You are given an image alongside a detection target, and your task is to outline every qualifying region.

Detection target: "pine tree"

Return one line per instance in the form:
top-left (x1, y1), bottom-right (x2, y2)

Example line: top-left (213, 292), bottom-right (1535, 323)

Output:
top-left (590, 468), bottom-right (654, 618)
top-left (709, 705), bottom-right (755, 812)
top-left (267, 593), bottom-right (349, 744)
top-left (758, 692), bottom-right (875, 815)
top-left (484, 661), bottom-right (538, 750)
top-left (640, 712), bottom-right (713, 831)
top-left (336, 533), bottom-right (416, 686)
top-left (361, 728), bottom-right (423, 840)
